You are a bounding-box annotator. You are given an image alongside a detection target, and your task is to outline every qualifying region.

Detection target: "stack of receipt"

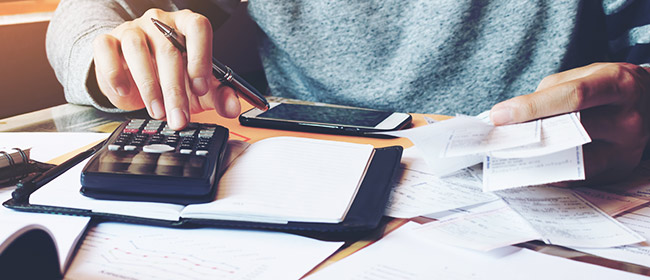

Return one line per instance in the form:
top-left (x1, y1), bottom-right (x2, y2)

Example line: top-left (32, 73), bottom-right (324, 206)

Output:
top-left (381, 112), bottom-right (591, 191)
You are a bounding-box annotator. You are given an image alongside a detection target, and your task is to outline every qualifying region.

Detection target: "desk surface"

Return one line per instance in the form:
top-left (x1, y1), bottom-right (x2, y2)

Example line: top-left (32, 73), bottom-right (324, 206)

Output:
top-left (2, 102), bottom-right (649, 277)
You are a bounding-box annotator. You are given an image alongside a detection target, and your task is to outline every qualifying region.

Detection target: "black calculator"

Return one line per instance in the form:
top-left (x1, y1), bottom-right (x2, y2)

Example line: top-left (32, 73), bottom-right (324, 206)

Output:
top-left (80, 119), bottom-right (229, 204)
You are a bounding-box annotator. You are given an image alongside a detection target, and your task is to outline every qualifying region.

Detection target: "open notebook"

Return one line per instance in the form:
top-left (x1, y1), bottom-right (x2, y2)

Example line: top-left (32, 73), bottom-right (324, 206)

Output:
top-left (4, 137), bottom-right (402, 238)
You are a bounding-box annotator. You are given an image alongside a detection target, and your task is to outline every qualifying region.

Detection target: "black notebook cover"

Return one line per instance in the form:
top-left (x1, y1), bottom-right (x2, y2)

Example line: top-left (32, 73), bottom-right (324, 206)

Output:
top-left (3, 146), bottom-right (403, 240)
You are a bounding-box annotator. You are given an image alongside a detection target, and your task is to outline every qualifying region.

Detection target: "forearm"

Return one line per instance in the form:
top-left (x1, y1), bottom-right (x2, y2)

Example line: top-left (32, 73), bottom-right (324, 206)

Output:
top-left (46, 0), bottom-right (177, 112)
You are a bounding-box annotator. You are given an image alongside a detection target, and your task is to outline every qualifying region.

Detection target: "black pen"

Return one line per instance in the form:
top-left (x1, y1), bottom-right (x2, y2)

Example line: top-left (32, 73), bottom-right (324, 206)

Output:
top-left (11, 140), bottom-right (106, 203)
top-left (151, 18), bottom-right (270, 111)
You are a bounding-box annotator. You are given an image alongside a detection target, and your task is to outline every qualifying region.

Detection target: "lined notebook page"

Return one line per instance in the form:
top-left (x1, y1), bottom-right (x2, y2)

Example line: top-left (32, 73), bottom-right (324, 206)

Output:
top-left (181, 137), bottom-right (375, 223)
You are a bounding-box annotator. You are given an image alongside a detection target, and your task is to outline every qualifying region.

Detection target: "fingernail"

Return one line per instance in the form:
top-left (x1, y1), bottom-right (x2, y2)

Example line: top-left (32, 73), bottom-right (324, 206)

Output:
top-left (115, 85), bottom-right (129, 97)
top-left (150, 99), bottom-right (165, 119)
top-left (170, 108), bottom-right (188, 129)
top-left (192, 77), bottom-right (208, 95)
top-left (491, 107), bottom-right (513, 125)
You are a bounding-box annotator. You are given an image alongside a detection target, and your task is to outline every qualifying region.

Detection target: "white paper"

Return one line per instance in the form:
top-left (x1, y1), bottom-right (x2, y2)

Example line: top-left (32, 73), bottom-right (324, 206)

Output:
top-left (379, 113), bottom-right (589, 189)
top-left (30, 158), bottom-right (189, 221)
top-left (181, 137), bottom-right (374, 223)
top-left (483, 146), bottom-right (585, 191)
top-left (497, 186), bottom-right (645, 248)
top-left (379, 117), bottom-right (486, 176)
top-left (574, 206), bottom-right (650, 268)
top-left (64, 222), bottom-right (342, 280)
top-left (0, 132), bottom-right (109, 162)
top-left (489, 113), bottom-right (591, 158)
top-left (305, 222), bottom-right (649, 280)
top-left (442, 118), bottom-right (540, 158)
top-left (0, 188), bottom-right (90, 272)
top-left (574, 187), bottom-right (649, 216)
top-left (617, 206), bottom-right (650, 241)
top-left (385, 147), bottom-right (499, 218)
top-left (413, 200), bottom-right (540, 251)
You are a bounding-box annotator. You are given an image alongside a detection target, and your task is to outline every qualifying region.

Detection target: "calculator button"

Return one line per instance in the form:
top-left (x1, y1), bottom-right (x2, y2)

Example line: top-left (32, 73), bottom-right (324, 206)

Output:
top-left (142, 129), bottom-right (158, 134)
top-left (128, 120), bottom-right (145, 125)
top-left (161, 130), bottom-right (176, 136)
top-left (123, 128), bottom-right (140, 133)
top-left (199, 132), bottom-right (214, 138)
top-left (180, 149), bottom-right (193, 154)
top-left (123, 145), bottom-right (137, 151)
top-left (196, 150), bottom-right (209, 156)
top-left (142, 144), bottom-right (176, 153)
top-left (108, 144), bottom-right (121, 151)
top-left (179, 130), bottom-right (196, 137)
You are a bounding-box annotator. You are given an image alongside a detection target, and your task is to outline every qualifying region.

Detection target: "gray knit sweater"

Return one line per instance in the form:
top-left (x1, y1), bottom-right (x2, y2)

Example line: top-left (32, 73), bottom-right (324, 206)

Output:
top-left (46, 0), bottom-right (610, 115)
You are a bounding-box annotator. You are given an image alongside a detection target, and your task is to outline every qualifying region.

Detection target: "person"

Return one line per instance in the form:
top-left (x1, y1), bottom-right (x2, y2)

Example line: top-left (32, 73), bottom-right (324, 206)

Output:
top-left (46, 0), bottom-right (650, 186)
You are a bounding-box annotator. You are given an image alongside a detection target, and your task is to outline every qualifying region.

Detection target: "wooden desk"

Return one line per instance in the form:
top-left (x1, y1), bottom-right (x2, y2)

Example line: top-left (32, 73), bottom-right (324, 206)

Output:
top-left (2, 101), bottom-right (649, 277)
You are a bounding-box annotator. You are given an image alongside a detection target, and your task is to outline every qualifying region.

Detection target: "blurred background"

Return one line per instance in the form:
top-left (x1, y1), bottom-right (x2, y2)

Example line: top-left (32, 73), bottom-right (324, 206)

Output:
top-left (0, 0), bottom-right (64, 119)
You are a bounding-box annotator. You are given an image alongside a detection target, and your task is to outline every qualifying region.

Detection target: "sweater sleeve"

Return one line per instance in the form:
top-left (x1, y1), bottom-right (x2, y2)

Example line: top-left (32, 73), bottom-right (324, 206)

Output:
top-left (603, 0), bottom-right (650, 65)
top-left (45, 0), bottom-right (178, 112)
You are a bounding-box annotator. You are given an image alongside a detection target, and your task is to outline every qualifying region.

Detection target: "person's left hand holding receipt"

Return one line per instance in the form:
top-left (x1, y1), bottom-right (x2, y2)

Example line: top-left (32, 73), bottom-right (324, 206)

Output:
top-left (92, 9), bottom-right (241, 130)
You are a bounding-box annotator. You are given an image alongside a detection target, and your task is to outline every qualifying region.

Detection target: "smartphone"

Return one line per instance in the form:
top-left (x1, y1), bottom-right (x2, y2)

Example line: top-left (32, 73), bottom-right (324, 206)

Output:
top-left (239, 103), bottom-right (412, 136)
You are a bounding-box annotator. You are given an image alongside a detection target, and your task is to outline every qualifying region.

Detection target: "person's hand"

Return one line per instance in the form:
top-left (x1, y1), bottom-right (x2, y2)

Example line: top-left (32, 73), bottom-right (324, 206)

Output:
top-left (490, 62), bottom-right (650, 185)
top-left (92, 8), bottom-right (241, 130)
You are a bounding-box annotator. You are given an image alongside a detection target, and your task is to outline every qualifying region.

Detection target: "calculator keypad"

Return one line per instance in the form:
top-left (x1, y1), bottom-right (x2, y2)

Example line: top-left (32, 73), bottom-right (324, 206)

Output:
top-left (109, 119), bottom-right (217, 156)
top-left (91, 119), bottom-right (228, 179)
top-left (81, 119), bottom-right (229, 203)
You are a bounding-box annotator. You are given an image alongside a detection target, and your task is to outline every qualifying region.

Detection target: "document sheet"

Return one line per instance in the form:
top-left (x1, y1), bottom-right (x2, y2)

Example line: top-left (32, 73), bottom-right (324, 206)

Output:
top-left (412, 200), bottom-right (541, 251)
top-left (305, 222), bottom-right (648, 280)
top-left (496, 186), bottom-right (645, 248)
top-left (64, 222), bottom-right (343, 280)
top-left (385, 147), bottom-right (499, 218)
top-left (573, 205), bottom-right (650, 268)
top-left (380, 113), bottom-right (590, 190)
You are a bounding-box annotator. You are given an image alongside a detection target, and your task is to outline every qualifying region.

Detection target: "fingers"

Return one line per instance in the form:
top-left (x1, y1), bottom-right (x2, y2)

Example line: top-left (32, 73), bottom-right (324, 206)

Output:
top-left (490, 63), bottom-right (646, 125)
top-left (93, 34), bottom-right (143, 110)
top-left (147, 26), bottom-right (190, 129)
top-left (174, 10), bottom-right (214, 96)
top-left (534, 63), bottom-right (607, 92)
top-left (92, 8), bottom-right (235, 129)
top-left (119, 27), bottom-right (165, 118)
top-left (196, 77), bottom-right (240, 118)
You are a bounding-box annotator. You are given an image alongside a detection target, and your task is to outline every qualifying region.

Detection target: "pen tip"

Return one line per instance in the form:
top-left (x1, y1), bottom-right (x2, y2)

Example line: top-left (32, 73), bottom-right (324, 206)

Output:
top-left (151, 18), bottom-right (171, 34)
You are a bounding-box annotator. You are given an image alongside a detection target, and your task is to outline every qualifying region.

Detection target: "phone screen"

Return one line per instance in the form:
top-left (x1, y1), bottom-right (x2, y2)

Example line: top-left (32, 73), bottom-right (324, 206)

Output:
top-left (257, 104), bottom-right (392, 127)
